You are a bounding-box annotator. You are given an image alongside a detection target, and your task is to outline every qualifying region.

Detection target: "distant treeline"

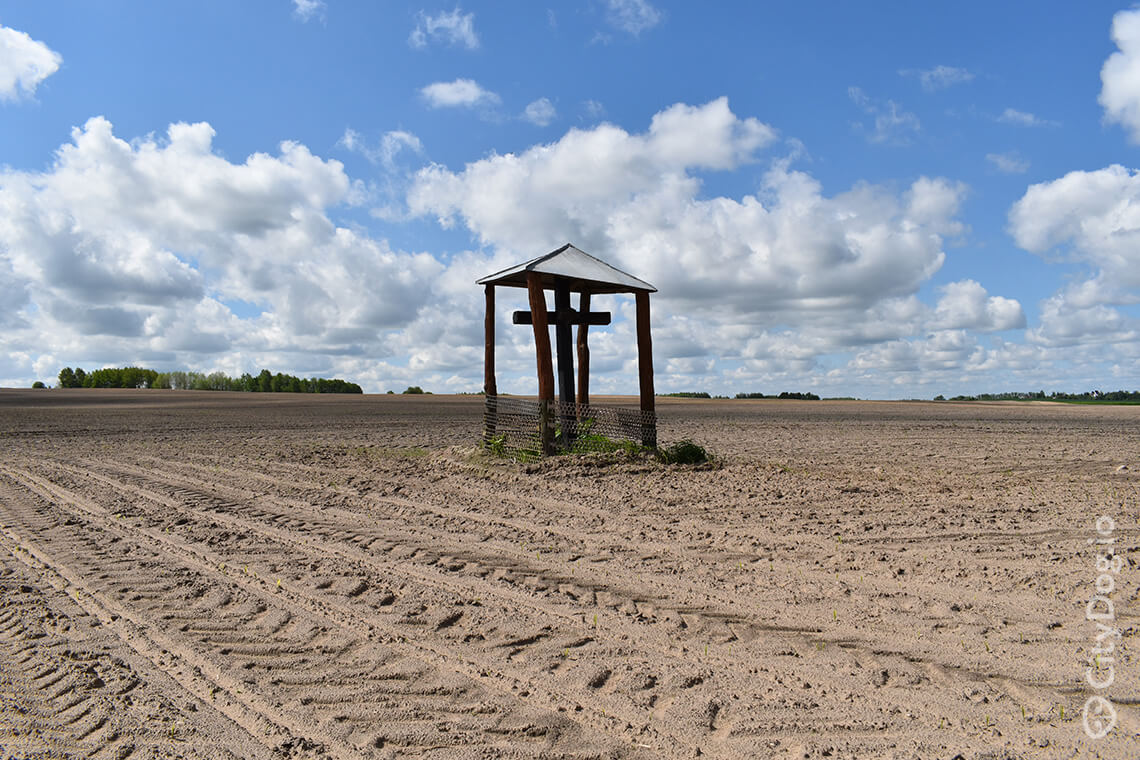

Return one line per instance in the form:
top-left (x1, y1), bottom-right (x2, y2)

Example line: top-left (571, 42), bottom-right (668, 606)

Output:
top-left (937, 390), bottom-right (1140, 403)
top-left (57, 366), bottom-right (362, 394)
top-left (735, 391), bottom-right (821, 400)
top-left (658, 391), bottom-right (822, 400)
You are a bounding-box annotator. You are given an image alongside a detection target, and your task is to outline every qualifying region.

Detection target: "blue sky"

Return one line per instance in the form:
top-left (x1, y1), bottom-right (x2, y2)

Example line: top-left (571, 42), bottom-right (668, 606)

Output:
top-left (3, 1), bottom-right (1140, 397)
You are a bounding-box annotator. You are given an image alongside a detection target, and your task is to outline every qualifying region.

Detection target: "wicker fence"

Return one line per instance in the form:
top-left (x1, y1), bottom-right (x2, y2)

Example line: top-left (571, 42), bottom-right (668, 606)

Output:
top-left (483, 395), bottom-right (656, 459)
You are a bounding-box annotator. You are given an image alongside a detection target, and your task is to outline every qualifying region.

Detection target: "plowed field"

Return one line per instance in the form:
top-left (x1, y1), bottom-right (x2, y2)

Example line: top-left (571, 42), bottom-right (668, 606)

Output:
top-left (0, 390), bottom-right (1136, 759)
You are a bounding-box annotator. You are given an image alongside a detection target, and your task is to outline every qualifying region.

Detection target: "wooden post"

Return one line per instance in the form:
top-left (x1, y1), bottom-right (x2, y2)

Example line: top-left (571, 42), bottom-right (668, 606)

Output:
top-left (553, 281), bottom-right (575, 407)
top-left (526, 272), bottom-right (555, 454)
top-left (483, 284), bottom-right (497, 444)
top-left (553, 280), bottom-right (576, 448)
top-left (576, 292), bottom-right (591, 407)
top-left (484, 284), bottom-right (497, 397)
top-left (635, 290), bottom-right (656, 448)
top-left (527, 273), bottom-right (555, 401)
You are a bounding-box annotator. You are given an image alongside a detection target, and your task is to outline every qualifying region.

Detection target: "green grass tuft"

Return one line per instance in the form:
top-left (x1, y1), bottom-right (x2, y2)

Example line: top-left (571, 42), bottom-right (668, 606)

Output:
top-left (655, 439), bottom-right (712, 465)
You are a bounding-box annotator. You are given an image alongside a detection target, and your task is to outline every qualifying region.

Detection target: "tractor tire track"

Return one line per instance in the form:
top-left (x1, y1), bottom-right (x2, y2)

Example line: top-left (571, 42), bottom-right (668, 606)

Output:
top-left (0, 468), bottom-right (628, 759)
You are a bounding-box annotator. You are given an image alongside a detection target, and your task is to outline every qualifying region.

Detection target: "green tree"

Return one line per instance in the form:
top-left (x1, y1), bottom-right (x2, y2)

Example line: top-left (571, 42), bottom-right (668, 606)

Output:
top-left (120, 366), bottom-right (151, 388)
top-left (58, 367), bottom-right (77, 388)
top-left (85, 368), bottom-right (124, 387)
top-left (32, 381), bottom-right (46, 389)
top-left (166, 370), bottom-right (188, 390)
top-left (203, 371), bottom-right (228, 390)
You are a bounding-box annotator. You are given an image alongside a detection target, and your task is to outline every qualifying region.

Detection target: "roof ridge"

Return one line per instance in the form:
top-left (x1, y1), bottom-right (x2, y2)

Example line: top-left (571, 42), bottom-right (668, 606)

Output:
top-left (476, 244), bottom-right (656, 294)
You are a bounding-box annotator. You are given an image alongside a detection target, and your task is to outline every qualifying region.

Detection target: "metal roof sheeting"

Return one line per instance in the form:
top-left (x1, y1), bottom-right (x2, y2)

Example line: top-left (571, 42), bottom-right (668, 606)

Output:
top-left (477, 244), bottom-right (656, 294)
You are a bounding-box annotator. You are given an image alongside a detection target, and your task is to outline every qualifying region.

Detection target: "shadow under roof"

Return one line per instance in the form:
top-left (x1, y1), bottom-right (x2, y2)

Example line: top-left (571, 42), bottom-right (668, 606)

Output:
top-left (477, 244), bottom-right (656, 295)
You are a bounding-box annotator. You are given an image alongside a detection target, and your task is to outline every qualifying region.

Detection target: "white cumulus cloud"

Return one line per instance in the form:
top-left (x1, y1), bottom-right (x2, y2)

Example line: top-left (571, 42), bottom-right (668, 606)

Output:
top-left (0, 117), bottom-right (441, 378)
top-left (420, 78), bottom-right (499, 108)
top-left (1027, 291), bottom-right (1138, 348)
top-left (523, 97), bottom-right (556, 126)
top-left (985, 151), bottom-right (1029, 174)
top-left (0, 23), bottom-right (62, 101)
top-left (904, 65), bottom-right (974, 92)
top-left (409, 97), bottom-right (778, 252)
top-left (932, 280), bottom-right (1025, 332)
top-left (848, 87), bottom-right (920, 144)
top-left (379, 130), bottom-right (423, 165)
top-left (1009, 164), bottom-right (1140, 289)
top-left (582, 99), bottom-right (605, 120)
top-left (1101, 7), bottom-right (1140, 142)
top-left (409, 7), bottom-right (479, 50)
top-left (998, 108), bottom-right (1056, 127)
top-left (1009, 164), bottom-right (1140, 349)
top-left (292, 0), bottom-right (325, 22)
top-left (339, 128), bottom-right (423, 169)
top-left (850, 330), bottom-right (980, 375)
top-left (604, 0), bottom-right (662, 36)
top-left (408, 97), bottom-right (981, 382)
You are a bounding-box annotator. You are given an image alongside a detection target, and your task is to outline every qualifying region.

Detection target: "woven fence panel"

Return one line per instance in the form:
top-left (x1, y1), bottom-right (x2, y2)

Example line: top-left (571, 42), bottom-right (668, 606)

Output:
top-left (483, 395), bottom-right (656, 459)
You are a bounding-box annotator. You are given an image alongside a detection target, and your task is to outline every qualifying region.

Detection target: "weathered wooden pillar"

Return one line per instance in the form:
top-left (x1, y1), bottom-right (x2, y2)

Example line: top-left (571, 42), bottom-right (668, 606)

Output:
top-left (483, 284), bottom-right (497, 443)
top-left (553, 280), bottom-right (576, 448)
top-left (526, 272), bottom-right (555, 454)
top-left (576, 292), bottom-right (591, 407)
top-left (635, 291), bottom-right (656, 448)
top-left (484, 284), bottom-right (497, 397)
top-left (553, 281), bottom-right (575, 407)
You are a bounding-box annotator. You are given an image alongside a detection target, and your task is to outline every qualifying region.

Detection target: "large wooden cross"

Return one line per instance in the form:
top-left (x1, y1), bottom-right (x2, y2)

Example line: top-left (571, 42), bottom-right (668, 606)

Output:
top-left (481, 250), bottom-right (656, 454)
top-left (511, 281), bottom-right (610, 408)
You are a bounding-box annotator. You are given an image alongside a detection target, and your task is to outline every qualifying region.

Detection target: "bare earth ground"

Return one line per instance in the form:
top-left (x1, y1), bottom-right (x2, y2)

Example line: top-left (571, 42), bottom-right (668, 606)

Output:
top-left (0, 390), bottom-right (1136, 760)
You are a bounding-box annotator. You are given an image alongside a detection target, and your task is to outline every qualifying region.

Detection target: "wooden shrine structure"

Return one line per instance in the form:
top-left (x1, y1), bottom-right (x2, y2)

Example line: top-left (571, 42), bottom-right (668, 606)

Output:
top-left (478, 244), bottom-right (657, 455)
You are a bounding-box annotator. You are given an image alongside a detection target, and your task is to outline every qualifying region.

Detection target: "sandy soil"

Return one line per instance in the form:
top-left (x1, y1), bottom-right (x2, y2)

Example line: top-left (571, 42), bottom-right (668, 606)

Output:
top-left (0, 389), bottom-right (1136, 759)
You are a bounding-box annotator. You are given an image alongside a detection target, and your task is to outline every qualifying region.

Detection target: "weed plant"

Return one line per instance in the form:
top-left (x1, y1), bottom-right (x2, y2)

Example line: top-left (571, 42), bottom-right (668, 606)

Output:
top-left (482, 428), bottom-right (714, 466)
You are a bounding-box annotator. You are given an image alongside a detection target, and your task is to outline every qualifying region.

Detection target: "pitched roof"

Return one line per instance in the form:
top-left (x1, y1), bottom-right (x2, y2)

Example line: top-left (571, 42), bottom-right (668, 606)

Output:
top-left (477, 244), bottom-right (656, 294)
